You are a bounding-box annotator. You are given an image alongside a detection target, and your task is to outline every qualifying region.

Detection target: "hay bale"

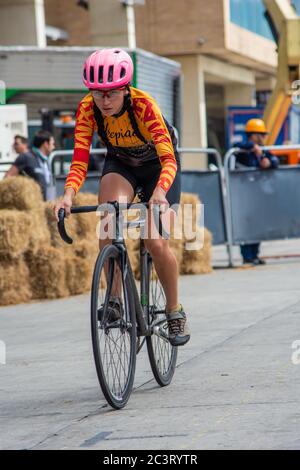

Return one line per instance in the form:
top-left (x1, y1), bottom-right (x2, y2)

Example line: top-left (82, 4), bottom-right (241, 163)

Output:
top-left (0, 210), bottom-right (31, 258)
top-left (25, 247), bottom-right (69, 299)
top-left (0, 176), bottom-right (43, 211)
top-left (74, 192), bottom-right (98, 206)
top-left (181, 227), bottom-right (213, 275)
top-left (0, 257), bottom-right (32, 305)
top-left (180, 192), bottom-right (200, 207)
top-left (28, 208), bottom-right (51, 251)
top-left (64, 254), bottom-right (91, 295)
top-left (69, 239), bottom-right (101, 293)
top-left (45, 193), bottom-right (99, 244)
top-left (66, 256), bottom-right (106, 295)
top-left (44, 201), bottom-right (78, 248)
top-left (65, 236), bottom-right (107, 295)
top-left (128, 248), bottom-right (140, 280)
top-left (73, 192), bottom-right (99, 241)
top-left (74, 239), bottom-right (99, 261)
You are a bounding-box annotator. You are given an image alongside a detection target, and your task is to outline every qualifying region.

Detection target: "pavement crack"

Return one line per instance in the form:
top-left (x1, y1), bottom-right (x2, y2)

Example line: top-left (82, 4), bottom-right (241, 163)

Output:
top-left (27, 403), bottom-right (108, 449)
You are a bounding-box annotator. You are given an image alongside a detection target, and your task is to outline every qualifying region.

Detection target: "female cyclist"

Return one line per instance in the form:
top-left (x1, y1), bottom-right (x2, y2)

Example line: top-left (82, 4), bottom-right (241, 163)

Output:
top-left (54, 48), bottom-right (190, 347)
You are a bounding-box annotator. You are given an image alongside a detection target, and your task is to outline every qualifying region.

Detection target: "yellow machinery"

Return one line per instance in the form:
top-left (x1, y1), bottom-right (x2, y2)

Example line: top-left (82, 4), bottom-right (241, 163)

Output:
top-left (263, 0), bottom-right (300, 163)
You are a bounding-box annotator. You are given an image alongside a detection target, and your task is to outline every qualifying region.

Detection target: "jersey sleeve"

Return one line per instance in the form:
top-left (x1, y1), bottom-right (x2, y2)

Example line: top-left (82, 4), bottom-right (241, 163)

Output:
top-left (134, 98), bottom-right (177, 193)
top-left (64, 97), bottom-right (95, 193)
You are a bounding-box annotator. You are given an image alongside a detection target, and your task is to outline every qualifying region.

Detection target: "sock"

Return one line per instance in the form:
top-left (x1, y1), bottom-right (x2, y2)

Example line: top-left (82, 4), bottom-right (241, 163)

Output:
top-left (167, 303), bottom-right (181, 314)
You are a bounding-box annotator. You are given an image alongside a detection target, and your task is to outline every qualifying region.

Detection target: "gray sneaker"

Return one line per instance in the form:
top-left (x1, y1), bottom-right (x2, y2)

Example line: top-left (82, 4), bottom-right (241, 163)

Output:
top-left (166, 305), bottom-right (190, 347)
top-left (98, 296), bottom-right (123, 323)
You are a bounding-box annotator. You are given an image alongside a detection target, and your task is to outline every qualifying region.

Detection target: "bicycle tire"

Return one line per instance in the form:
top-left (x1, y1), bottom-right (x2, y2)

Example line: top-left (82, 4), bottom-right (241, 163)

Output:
top-left (146, 256), bottom-right (177, 386)
top-left (91, 244), bottom-right (137, 409)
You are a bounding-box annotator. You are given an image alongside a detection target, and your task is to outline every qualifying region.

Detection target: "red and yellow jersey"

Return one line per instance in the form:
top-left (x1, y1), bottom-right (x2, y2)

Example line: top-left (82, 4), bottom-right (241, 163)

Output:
top-left (65, 87), bottom-right (178, 194)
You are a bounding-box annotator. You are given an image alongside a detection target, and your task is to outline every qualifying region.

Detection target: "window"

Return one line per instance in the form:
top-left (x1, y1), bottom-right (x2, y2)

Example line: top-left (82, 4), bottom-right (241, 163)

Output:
top-left (292, 0), bottom-right (300, 14)
top-left (230, 0), bottom-right (274, 40)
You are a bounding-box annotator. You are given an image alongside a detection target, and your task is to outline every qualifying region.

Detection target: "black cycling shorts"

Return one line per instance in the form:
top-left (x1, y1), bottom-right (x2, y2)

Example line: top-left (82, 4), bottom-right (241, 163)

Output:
top-left (101, 155), bottom-right (181, 208)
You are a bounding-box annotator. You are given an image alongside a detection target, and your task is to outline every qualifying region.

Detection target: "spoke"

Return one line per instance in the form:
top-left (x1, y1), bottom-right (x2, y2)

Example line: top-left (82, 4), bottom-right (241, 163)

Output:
top-left (149, 263), bottom-right (173, 378)
top-left (110, 332), bottom-right (124, 395)
top-left (110, 332), bottom-right (123, 395)
top-left (94, 254), bottom-right (135, 402)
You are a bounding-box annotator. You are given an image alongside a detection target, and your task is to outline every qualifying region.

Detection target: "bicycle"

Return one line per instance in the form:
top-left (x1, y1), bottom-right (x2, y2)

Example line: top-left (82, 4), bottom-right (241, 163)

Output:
top-left (58, 194), bottom-right (178, 409)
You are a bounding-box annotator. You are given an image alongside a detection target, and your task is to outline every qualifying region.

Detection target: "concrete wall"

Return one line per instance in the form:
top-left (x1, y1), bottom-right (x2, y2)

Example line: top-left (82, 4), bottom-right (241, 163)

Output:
top-left (44, 0), bottom-right (90, 46)
top-left (172, 55), bottom-right (208, 170)
top-left (39, 0), bottom-right (277, 74)
top-left (135, 0), bottom-right (225, 56)
top-left (89, 0), bottom-right (129, 47)
top-left (225, 22), bottom-right (277, 72)
top-left (0, 0), bottom-right (46, 46)
top-left (135, 0), bottom-right (277, 73)
top-left (173, 54), bottom-right (257, 169)
top-left (45, 0), bottom-right (128, 47)
top-left (224, 84), bottom-right (256, 108)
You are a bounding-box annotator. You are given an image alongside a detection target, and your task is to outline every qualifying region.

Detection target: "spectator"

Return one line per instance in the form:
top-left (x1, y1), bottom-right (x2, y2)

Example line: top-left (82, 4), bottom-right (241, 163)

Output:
top-left (13, 135), bottom-right (29, 155)
top-left (5, 130), bottom-right (56, 201)
top-left (236, 118), bottom-right (279, 266)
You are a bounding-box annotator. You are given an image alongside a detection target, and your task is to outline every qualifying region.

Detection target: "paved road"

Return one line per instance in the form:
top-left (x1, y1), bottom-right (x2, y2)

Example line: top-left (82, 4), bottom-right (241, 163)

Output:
top-left (1, 240), bottom-right (300, 450)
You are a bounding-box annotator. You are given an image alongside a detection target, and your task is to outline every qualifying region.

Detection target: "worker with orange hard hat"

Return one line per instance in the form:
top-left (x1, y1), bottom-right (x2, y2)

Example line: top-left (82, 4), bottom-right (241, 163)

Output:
top-left (235, 118), bottom-right (279, 266)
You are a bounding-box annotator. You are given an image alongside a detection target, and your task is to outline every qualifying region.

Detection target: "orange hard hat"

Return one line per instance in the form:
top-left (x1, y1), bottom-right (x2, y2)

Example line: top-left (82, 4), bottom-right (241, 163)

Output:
top-left (245, 118), bottom-right (269, 134)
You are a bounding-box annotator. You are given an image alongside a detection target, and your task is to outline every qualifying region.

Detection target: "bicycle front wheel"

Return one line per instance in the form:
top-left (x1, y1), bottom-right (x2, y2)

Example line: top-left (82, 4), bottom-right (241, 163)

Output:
top-left (91, 244), bottom-right (136, 409)
top-left (146, 256), bottom-right (178, 386)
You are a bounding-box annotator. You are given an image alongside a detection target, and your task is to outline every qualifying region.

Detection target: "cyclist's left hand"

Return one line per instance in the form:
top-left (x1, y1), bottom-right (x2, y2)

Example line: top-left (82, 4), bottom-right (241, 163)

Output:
top-left (149, 186), bottom-right (169, 212)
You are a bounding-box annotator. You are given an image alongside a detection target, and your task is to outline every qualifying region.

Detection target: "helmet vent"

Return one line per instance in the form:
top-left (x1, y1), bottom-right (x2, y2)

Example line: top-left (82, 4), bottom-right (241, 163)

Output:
top-left (89, 66), bottom-right (94, 83)
top-left (98, 65), bottom-right (103, 83)
top-left (83, 67), bottom-right (87, 81)
top-left (120, 67), bottom-right (126, 78)
top-left (108, 65), bottom-right (114, 82)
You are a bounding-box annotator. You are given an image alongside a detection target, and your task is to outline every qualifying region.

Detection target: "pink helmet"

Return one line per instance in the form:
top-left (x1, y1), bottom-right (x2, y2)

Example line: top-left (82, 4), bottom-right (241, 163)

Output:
top-left (82, 48), bottom-right (134, 90)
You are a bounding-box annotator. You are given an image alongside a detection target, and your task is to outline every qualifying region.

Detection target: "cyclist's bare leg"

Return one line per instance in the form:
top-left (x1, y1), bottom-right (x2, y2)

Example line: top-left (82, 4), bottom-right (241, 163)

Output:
top-left (144, 207), bottom-right (178, 312)
top-left (98, 173), bottom-right (134, 297)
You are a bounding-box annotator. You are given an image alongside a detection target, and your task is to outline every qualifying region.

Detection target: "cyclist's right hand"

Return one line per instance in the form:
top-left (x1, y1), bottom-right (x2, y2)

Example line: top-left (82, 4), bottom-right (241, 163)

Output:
top-left (253, 144), bottom-right (263, 158)
top-left (54, 189), bottom-right (75, 222)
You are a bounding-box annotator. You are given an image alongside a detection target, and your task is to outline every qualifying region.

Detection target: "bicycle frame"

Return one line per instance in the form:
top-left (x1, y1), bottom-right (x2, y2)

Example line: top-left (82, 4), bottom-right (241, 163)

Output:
top-left (111, 202), bottom-right (152, 337)
top-left (58, 200), bottom-right (168, 337)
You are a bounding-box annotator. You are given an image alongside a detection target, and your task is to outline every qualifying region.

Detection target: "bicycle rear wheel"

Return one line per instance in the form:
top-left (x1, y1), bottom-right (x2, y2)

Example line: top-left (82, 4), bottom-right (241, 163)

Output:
top-left (91, 244), bottom-right (136, 409)
top-left (146, 256), bottom-right (178, 386)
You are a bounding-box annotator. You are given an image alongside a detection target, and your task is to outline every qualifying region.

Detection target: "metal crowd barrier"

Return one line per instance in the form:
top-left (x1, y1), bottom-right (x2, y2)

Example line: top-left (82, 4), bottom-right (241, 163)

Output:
top-left (49, 149), bottom-right (107, 196)
top-left (5, 143), bottom-right (300, 266)
top-left (49, 144), bottom-right (300, 265)
top-left (224, 144), bottom-right (300, 267)
top-left (179, 148), bottom-right (229, 245)
top-left (49, 147), bottom-right (231, 247)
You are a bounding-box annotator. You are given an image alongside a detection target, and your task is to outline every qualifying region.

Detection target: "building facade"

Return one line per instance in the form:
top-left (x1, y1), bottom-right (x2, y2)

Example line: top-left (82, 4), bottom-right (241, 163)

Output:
top-left (1, 0), bottom-right (298, 168)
